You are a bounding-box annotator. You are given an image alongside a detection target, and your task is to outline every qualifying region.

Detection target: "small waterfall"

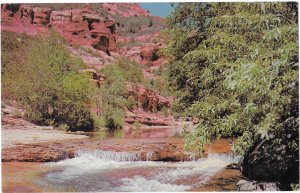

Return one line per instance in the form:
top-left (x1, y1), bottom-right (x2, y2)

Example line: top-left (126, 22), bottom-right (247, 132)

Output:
top-left (146, 151), bottom-right (153, 161)
top-left (95, 150), bottom-right (141, 162)
top-left (75, 148), bottom-right (141, 162)
top-left (47, 152), bottom-right (241, 192)
top-left (186, 151), bottom-right (197, 161)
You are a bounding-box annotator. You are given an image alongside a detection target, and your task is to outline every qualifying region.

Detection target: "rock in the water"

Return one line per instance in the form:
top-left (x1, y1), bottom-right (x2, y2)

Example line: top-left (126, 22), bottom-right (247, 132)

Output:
top-left (226, 163), bottom-right (240, 170)
top-left (237, 179), bottom-right (280, 191)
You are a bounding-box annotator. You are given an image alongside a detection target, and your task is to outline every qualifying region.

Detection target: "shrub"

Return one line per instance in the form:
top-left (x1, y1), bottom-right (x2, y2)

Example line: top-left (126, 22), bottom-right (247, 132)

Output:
top-left (161, 106), bottom-right (169, 117)
top-left (57, 124), bottom-right (69, 131)
top-left (132, 121), bottom-right (142, 134)
top-left (2, 31), bottom-right (94, 131)
top-left (103, 105), bottom-right (125, 132)
top-left (127, 95), bottom-right (136, 111)
top-left (102, 58), bottom-right (144, 84)
top-left (100, 59), bottom-right (132, 131)
top-left (92, 113), bottom-right (106, 129)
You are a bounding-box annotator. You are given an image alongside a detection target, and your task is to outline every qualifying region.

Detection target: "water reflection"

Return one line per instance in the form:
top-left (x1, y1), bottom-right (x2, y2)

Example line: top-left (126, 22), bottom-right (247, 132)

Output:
top-left (80, 126), bottom-right (186, 140)
top-left (82, 129), bottom-right (125, 140)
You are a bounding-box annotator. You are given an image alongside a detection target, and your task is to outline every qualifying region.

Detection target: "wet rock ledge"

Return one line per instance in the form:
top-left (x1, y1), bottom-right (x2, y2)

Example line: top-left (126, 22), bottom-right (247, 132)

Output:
top-left (2, 137), bottom-right (233, 162)
top-left (2, 137), bottom-right (191, 162)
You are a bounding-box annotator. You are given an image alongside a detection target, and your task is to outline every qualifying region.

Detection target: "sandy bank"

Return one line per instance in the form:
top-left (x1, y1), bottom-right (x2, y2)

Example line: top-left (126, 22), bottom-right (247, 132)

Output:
top-left (1, 127), bottom-right (88, 149)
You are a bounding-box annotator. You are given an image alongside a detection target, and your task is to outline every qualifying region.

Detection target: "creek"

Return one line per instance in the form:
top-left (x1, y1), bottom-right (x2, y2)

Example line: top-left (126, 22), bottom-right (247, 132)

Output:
top-left (2, 125), bottom-right (240, 192)
top-left (39, 150), bottom-right (240, 192)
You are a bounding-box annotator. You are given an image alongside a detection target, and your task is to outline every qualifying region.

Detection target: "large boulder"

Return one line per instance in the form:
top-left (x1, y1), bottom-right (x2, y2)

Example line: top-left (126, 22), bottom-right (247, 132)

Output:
top-left (241, 128), bottom-right (299, 188)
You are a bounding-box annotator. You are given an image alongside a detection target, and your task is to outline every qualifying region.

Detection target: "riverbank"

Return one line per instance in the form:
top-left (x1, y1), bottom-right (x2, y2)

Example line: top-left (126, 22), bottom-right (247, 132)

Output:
top-left (191, 168), bottom-right (244, 191)
top-left (1, 127), bottom-right (88, 149)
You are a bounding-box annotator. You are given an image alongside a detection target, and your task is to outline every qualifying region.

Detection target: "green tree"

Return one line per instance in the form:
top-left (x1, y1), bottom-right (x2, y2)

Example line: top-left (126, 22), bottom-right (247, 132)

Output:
top-left (165, 2), bottom-right (298, 156)
top-left (99, 58), bottom-right (142, 131)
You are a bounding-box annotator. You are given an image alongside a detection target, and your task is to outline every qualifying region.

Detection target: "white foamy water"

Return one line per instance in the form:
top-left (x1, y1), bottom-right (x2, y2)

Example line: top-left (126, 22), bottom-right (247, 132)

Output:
top-left (117, 176), bottom-right (191, 192)
top-left (45, 150), bottom-right (240, 192)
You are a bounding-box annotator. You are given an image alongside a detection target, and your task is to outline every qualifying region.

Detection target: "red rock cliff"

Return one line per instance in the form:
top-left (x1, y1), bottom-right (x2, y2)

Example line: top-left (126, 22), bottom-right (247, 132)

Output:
top-left (1, 4), bottom-right (117, 53)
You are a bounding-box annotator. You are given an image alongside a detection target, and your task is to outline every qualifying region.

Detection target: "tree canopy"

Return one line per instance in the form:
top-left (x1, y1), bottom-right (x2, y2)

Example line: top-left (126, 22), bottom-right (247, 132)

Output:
top-left (165, 2), bottom-right (298, 155)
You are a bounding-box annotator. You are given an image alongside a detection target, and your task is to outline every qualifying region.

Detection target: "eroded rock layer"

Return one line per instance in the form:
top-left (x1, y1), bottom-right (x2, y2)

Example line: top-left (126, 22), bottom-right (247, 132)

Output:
top-left (1, 4), bottom-right (116, 52)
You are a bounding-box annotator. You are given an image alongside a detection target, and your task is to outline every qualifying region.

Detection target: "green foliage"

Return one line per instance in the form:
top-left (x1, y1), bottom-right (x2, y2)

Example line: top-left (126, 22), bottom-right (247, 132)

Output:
top-left (117, 16), bottom-right (164, 37)
top-left (103, 58), bottom-right (144, 84)
top-left (132, 121), bottom-right (142, 134)
top-left (166, 2), bottom-right (298, 155)
top-left (161, 106), bottom-right (169, 117)
top-left (2, 31), bottom-right (94, 131)
top-left (57, 124), bottom-right (69, 131)
top-left (116, 41), bottom-right (142, 49)
top-left (103, 105), bottom-right (125, 131)
top-left (100, 78), bottom-right (127, 131)
top-left (127, 95), bottom-right (137, 111)
top-left (92, 113), bottom-right (106, 129)
top-left (143, 65), bottom-right (176, 97)
top-left (100, 58), bottom-right (143, 131)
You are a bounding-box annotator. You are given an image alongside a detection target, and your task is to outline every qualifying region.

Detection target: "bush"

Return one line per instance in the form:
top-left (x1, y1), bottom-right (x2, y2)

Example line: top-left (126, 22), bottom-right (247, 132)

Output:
top-left (92, 113), bottom-right (106, 129)
top-left (100, 59), bottom-right (135, 131)
top-left (103, 105), bottom-right (124, 132)
top-left (127, 95), bottom-right (137, 111)
top-left (132, 121), bottom-right (142, 134)
top-left (2, 31), bottom-right (94, 131)
top-left (57, 124), bottom-right (69, 131)
top-left (161, 106), bottom-right (169, 117)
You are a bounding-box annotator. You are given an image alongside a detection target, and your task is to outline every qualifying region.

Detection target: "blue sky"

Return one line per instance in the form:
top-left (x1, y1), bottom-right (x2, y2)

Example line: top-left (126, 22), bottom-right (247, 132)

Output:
top-left (139, 3), bottom-right (175, 18)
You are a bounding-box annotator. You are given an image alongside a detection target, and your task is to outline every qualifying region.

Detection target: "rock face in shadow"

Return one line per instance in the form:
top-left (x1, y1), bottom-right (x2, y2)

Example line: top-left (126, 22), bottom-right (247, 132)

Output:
top-left (241, 130), bottom-right (299, 188)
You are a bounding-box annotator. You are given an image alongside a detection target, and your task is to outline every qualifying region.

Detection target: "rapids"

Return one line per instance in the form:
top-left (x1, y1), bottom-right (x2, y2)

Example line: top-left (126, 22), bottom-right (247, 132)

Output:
top-left (40, 149), bottom-right (241, 192)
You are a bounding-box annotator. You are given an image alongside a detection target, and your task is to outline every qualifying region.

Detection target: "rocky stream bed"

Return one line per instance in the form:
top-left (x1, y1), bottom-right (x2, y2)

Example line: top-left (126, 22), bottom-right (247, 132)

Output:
top-left (1, 114), bottom-right (247, 192)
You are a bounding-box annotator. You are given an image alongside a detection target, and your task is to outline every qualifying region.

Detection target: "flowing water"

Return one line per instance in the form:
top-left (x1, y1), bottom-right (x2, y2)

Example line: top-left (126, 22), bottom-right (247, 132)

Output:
top-left (3, 124), bottom-right (239, 192)
top-left (35, 149), bottom-right (241, 192)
